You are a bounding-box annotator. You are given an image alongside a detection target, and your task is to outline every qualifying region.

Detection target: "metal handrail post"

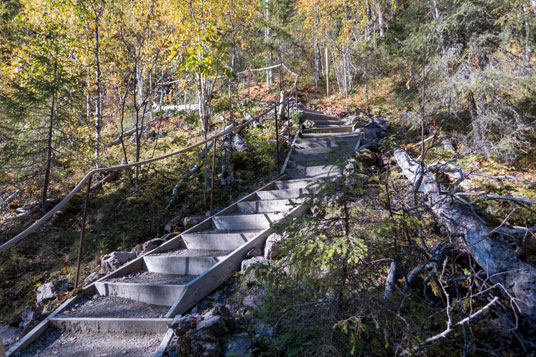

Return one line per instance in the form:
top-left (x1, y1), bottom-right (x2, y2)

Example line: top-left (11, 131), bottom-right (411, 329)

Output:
top-left (74, 173), bottom-right (93, 289)
top-left (210, 138), bottom-right (217, 216)
top-left (275, 105), bottom-right (280, 173)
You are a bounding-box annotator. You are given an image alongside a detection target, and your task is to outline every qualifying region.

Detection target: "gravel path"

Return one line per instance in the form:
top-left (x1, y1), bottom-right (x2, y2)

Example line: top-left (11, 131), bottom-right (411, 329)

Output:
top-left (15, 328), bottom-right (161, 357)
top-left (108, 271), bottom-right (197, 285)
top-left (59, 296), bottom-right (168, 319)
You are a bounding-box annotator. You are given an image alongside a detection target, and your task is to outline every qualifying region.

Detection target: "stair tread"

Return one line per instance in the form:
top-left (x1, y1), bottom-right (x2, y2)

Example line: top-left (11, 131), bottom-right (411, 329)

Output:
top-left (106, 271), bottom-right (197, 285)
top-left (58, 295), bottom-right (168, 319)
top-left (149, 248), bottom-right (232, 257)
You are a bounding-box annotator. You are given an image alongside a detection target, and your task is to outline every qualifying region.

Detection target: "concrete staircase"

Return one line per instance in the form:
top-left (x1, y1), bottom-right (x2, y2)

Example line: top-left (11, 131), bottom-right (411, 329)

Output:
top-left (8, 108), bottom-right (362, 356)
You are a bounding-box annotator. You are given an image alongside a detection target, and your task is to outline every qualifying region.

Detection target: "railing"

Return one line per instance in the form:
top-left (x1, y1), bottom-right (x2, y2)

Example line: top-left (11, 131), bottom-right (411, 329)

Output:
top-left (0, 63), bottom-right (299, 289)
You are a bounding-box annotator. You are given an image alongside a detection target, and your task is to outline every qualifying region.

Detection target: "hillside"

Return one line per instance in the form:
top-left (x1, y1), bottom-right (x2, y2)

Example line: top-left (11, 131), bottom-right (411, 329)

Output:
top-left (1, 0), bottom-right (536, 355)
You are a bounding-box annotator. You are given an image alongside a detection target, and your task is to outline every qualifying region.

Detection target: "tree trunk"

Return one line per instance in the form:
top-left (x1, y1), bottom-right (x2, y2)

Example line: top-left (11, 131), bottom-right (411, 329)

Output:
top-left (265, 0), bottom-right (273, 86)
top-left (325, 47), bottom-right (329, 97)
top-left (42, 59), bottom-right (58, 213)
top-left (394, 148), bottom-right (536, 332)
top-left (94, 12), bottom-right (102, 167)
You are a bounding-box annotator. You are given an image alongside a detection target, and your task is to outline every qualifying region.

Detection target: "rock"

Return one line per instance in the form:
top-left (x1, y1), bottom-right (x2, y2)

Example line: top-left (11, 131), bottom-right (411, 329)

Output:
top-left (170, 314), bottom-right (198, 336)
top-left (36, 279), bottom-right (68, 305)
top-left (82, 272), bottom-right (105, 286)
top-left (354, 149), bottom-right (377, 167)
top-left (372, 116), bottom-right (390, 130)
top-left (196, 315), bottom-right (229, 337)
top-left (242, 288), bottom-right (265, 308)
top-left (101, 251), bottom-right (136, 272)
top-left (130, 244), bottom-right (143, 255)
top-left (232, 134), bottom-right (248, 152)
top-left (245, 247), bottom-right (263, 259)
top-left (264, 232), bottom-right (286, 260)
top-left (0, 325), bottom-right (22, 350)
top-left (344, 115), bottom-right (359, 125)
top-left (142, 238), bottom-right (162, 253)
top-left (178, 329), bottom-right (222, 357)
top-left (224, 332), bottom-right (251, 357)
top-left (160, 233), bottom-right (176, 242)
top-left (183, 215), bottom-right (205, 229)
top-left (20, 306), bottom-right (40, 331)
top-left (164, 216), bottom-right (183, 232)
top-left (241, 257), bottom-right (269, 273)
top-left (303, 119), bottom-right (315, 129)
top-left (255, 320), bottom-right (274, 339)
top-left (208, 304), bottom-right (233, 327)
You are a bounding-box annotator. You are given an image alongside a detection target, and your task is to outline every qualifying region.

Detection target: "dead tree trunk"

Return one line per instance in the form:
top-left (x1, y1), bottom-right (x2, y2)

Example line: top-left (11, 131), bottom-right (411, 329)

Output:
top-left (394, 148), bottom-right (536, 331)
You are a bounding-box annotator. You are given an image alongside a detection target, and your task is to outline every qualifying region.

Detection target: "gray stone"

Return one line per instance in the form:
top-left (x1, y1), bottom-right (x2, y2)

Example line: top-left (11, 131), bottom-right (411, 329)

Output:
top-left (101, 251), bottom-right (136, 272)
top-left (164, 216), bottom-right (183, 232)
top-left (20, 306), bottom-right (40, 331)
top-left (344, 115), bottom-right (359, 125)
top-left (242, 289), bottom-right (265, 308)
top-left (183, 215), bottom-right (205, 229)
top-left (208, 304), bottom-right (233, 327)
top-left (255, 321), bottom-right (274, 339)
top-left (245, 247), bottom-right (263, 259)
top-left (224, 332), bottom-right (251, 357)
top-left (160, 232), bottom-right (176, 242)
top-left (36, 279), bottom-right (68, 305)
top-left (82, 272), bottom-right (105, 286)
top-left (264, 233), bottom-right (285, 260)
top-left (170, 314), bottom-right (198, 336)
top-left (0, 325), bottom-right (22, 350)
top-left (179, 329), bottom-right (222, 357)
top-left (232, 134), bottom-right (248, 152)
top-left (303, 120), bottom-right (315, 129)
top-left (142, 238), bottom-right (162, 253)
top-left (196, 315), bottom-right (228, 337)
top-left (241, 257), bottom-right (269, 273)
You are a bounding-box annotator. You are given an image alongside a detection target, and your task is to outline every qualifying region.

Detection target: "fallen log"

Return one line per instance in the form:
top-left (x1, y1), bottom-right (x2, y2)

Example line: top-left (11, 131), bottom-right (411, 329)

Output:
top-left (394, 148), bottom-right (536, 331)
top-left (104, 118), bottom-right (162, 148)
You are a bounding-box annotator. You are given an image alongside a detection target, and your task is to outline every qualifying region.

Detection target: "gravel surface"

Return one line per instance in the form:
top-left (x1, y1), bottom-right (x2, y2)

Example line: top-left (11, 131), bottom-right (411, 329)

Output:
top-left (151, 248), bottom-right (232, 257)
top-left (108, 271), bottom-right (197, 285)
top-left (60, 296), bottom-right (168, 319)
top-left (15, 327), bottom-right (161, 357)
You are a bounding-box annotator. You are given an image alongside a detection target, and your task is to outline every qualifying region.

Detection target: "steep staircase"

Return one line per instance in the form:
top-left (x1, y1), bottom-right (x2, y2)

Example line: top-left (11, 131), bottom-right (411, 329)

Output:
top-left (9, 108), bottom-right (364, 356)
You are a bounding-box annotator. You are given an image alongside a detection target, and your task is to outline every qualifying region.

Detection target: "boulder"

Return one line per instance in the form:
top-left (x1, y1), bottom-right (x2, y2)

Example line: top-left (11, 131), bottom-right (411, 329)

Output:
top-left (255, 320), bottom-right (274, 339)
top-left (178, 329), bottom-right (222, 357)
top-left (142, 238), bottom-right (162, 253)
top-left (232, 134), bottom-right (248, 152)
top-left (20, 306), bottom-right (40, 331)
top-left (264, 232), bottom-right (286, 260)
top-left (344, 115), bottom-right (359, 125)
top-left (101, 251), bottom-right (136, 272)
top-left (82, 272), bottom-right (105, 286)
top-left (170, 314), bottom-right (198, 336)
top-left (241, 257), bottom-right (269, 273)
top-left (164, 215), bottom-right (183, 232)
top-left (36, 279), bottom-right (68, 305)
top-left (196, 315), bottom-right (229, 337)
top-left (0, 325), bottom-right (22, 350)
top-left (303, 119), bottom-right (315, 129)
top-left (207, 304), bottom-right (233, 328)
top-left (354, 149), bottom-right (377, 167)
top-left (183, 215), bottom-right (205, 229)
top-left (245, 247), bottom-right (263, 259)
top-left (224, 332), bottom-right (251, 357)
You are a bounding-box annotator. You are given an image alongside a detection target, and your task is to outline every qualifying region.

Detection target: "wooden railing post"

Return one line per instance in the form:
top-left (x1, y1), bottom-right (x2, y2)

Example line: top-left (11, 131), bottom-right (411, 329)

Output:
top-left (210, 138), bottom-right (217, 216)
top-left (74, 173), bottom-right (92, 289)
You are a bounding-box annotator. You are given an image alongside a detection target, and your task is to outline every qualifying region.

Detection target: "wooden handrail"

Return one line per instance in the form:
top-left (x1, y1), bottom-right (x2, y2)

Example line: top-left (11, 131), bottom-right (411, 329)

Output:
top-left (0, 64), bottom-right (298, 253)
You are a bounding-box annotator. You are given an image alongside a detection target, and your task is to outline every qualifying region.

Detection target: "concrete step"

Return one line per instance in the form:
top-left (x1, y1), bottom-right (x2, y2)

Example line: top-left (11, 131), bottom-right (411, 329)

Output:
top-left (302, 112), bottom-right (338, 122)
top-left (295, 137), bottom-right (358, 150)
top-left (212, 213), bottom-right (285, 230)
top-left (291, 152), bottom-right (334, 163)
top-left (301, 132), bottom-right (359, 139)
top-left (274, 178), bottom-right (321, 190)
top-left (256, 187), bottom-right (317, 200)
top-left (143, 255), bottom-right (225, 275)
top-left (182, 231), bottom-right (259, 250)
top-left (95, 280), bottom-right (189, 306)
top-left (303, 125), bottom-right (354, 134)
top-left (305, 119), bottom-right (342, 126)
top-left (237, 199), bottom-right (294, 214)
top-left (50, 317), bottom-right (172, 334)
top-left (286, 164), bottom-right (342, 179)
